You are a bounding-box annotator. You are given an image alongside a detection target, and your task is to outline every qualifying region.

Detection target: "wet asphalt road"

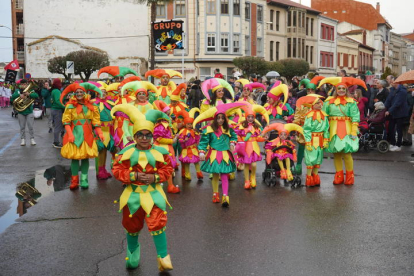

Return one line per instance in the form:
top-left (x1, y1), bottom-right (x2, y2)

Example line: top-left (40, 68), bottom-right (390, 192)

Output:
top-left (0, 108), bottom-right (414, 276)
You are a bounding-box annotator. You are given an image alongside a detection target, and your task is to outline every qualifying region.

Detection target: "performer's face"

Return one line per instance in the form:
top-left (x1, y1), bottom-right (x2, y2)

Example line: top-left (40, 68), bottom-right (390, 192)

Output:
top-left (313, 100), bottom-right (323, 110)
top-left (170, 100), bottom-right (178, 106)
top-left (75, 89), bottom-right (85, 101)
top-left (136, 91), bottom-right (147, 102)
top-left (279, 131), bottom-right (288, 140)
top-left (161, 75), bottom-right (170, 86)
top-left (114, 76), bottom-right (123, 82)
top-left (186, 123), bottom-right (193, 129)
top-left (336, 85), bottom-right (347, 96)
top-left (268, 97), bottom-right (275, 105)
top-left (101, 90), bottom-right (107, 98)
top-left (217, 114), bottom-right (225, 126)
top-left (307, 88), bottom-right (315, 94)
top-left (247, 115), bottom-right (255, 123)
top-left (216, 88), bottom-right (224, 99)
top-left (242, 88), bottom-right (250, 97)
top-left (134, 130), bottom-right (153, 149)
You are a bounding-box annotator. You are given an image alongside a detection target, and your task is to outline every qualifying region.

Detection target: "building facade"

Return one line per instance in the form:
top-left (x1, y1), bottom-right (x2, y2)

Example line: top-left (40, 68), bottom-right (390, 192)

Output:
top-left (336, 35), bottom-right (359, 76)
top-left (316, 15), bottom-right (337, 76)
top-left (10, 0), bottom-right (25, 70)
top-left (21, 0), bottom-right (149, 79)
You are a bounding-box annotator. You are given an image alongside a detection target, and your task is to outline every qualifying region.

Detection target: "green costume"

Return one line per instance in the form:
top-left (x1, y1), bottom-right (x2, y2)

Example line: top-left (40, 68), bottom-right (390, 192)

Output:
top-left (303, 110), bottom-right (330, 166)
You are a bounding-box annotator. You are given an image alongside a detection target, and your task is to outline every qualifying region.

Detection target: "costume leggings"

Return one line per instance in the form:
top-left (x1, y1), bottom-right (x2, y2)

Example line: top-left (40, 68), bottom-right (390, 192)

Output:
top-left (243, 163), bottom-right (257, 181)
top-left (212, 173), bottom-right (229, 195)
top-left (184, 163), bottom-right (201, 176)
top-left (71, 159), bottom-right (89, 176)
top-left (297, 144), bottom-right (305, 165)
top-left (333, 153), bottom-right (353, 172)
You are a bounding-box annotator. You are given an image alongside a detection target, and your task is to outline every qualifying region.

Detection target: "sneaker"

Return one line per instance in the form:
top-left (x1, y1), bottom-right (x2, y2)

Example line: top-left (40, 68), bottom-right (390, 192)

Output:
top-left (30, 138), bottom-right (36, 146)
top-left (53, 142), bottom-right (62, 148)
top-left (390, 146), bottom-right (401, 152)
top-left (389, 145), bottom-right (396, 151)
top-left (20, 139), bottom-right (26, 146)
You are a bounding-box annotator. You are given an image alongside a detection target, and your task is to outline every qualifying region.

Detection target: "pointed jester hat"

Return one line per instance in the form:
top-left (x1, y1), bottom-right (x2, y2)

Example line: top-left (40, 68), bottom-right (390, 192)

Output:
top-left (318, 77), bottom-right (367, 90)
top-left (244, 82), bottom-right (266, 92)
top-left (201, 78), bottom-right (235, 100)
top-left (268, 83), bottom-right (289, 104)
top-left (192, 102), bottom-right (247, 128)
top-left (177, 108), bottom-right (200, 124)
top-left (144, 69), bottom-right (182, 79)
top-left (110, 104), bottom-right (169, 134)
top-left (121, 81), bottom-right (158, 97)
top-left (152, 100), bottom-right (171, 113)
top-left (296, 94), bottom-right (324, 109)
top-left (98, 66), bottom-right (138, 78)
top-left (310, 76), bottom-right (325, 85)
top-left (299, 78), bottom-right (310, 89)
top-left (262, 123), bottom-right (303, 136)
top-left (240, 101), bottom-right (269, 124)
top-left (106, 82), bottom-right (121, 96)
top-left (235, 78), bottom-right (250, 87)
top-left (170, 83), bottom-right (187, 101)
top-left (60, 82), bottom-right (102, 105)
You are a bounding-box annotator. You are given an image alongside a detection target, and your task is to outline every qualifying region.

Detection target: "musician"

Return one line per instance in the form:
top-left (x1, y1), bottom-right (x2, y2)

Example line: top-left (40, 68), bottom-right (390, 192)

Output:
top-left (11, 79), bottom-right (39, 146)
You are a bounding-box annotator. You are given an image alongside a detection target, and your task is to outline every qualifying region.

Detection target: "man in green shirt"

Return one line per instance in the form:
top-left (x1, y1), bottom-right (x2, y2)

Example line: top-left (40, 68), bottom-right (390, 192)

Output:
top-left (50, 78), bottom-right (65, 148)
top-left (11, 79), bottom-right (39, 146)
top-left (41, 81), bottom-right (53, 133)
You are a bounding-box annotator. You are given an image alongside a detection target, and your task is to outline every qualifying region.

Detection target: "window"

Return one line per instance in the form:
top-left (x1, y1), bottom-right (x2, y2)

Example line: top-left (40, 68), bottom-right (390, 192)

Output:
top-left (270, 10), bottom-right (274, 30)
top-left (293, 11), bottom-right (297, 27)
top-left (221, 0), bottom-right (228, 14)
top-left (200, 67), bottom-right (211, 80)
top-left (207, 0), bottom-right (216, 14)
top-left (320, 52), bottom-right (334, 68)
top-left (245, 35), bottom-right (250, 55)
top-left (287, 10), bottom-right (291, 27)
top-left (233, 34), bottom-right (240, 53)
top-left (207, 33), bottom-right (216, 52)
top-left (293, 38), bottom-right (297, 57)
top-left (276, 42), bottom-right (280, 61)
top-left (221, 33), bottom-right (229, 52)
top-left (306, 45), bottom-right (309, 62)
top-left (321, 24), bottom-right (325, 39)
top-left (311, 18), bottom-right (314, 36)
top-left (257, 38), bottom-right (263, 56)
top-left (233, 0), bottom-right (240, 15)
top-left (302, 39), bottom-right (305, 59)
top-left (245, 2), bottom-right (250, 20)
top-left (302, 12), bottom-right (305, 29)
top-left (298, 38), bottom-right (301, 58)
top-left (310, 46), bottom-right (314, 64)
top-left (156, 1), bottom-right (166, 17)
top-left (306, 17), bottom-right (309, 35)
top-left (270, 41), bottom-right (274, 61)
top-left (287, 38), bottom-right (291, 58)
top-left (257, 5), bottom-right (263, 22)
top-left (276, 11), bottom-right (280, 31)
top-left (298, 12), bottom-right (301, 28)
top-left (175, 0), bottom-right (185, 16)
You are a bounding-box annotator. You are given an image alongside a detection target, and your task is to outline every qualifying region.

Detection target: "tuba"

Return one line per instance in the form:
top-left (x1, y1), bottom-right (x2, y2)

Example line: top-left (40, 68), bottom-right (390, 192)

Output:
top-left (13, 83), bottom-right (36, 112)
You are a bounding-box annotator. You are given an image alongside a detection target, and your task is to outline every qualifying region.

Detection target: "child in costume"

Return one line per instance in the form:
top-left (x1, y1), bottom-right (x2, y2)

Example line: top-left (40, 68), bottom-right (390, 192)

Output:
top-left (195, 102), bottom-right (246, 207)
top-left (94, 83), bottom-right (116, 180)
top-left (145, 69), bottom-right (183, 104)
top-left (200, 78), bottom-right (235, 113)
top-left (238, 82), bottom-right (266, 104)
top-left (111, 104), bottom-right (174, 272)
top-left (319, 77), bottom-right (362, 185)
top-left (152, 101), bottom-right (180, 193)
top-left (235, 103), bottom-right (269, 189)
top-left (264, 83), bottom-right (294, 122)
top-left (177, 109), bottom-right (203, 181)
top-left (262, 123), bottom-right (303, 181)
top-left (121, 80), bottom-right (157, 114)
top-left (60, 83), bottom-right (104, 189)
top-left (298, 95), bottom-right (330, 187)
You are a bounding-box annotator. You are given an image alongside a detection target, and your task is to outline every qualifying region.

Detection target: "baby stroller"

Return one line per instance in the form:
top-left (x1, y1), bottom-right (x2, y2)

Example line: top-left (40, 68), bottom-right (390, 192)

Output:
top-left (359, 122), bottom-right (389, 153)
top-left (261, 123), bottom-right (302, 188)
top-left (33, 98), bottom-right (43, 119)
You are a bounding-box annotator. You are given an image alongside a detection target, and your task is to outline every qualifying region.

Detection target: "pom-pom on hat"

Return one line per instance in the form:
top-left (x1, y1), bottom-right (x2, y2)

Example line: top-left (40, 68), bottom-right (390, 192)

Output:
top-left (153, 100), bottom-right (171, 113)
top-left (98, 66), bottom-right (138, 78)
top-left (170, 83), bottom-right (187, 101)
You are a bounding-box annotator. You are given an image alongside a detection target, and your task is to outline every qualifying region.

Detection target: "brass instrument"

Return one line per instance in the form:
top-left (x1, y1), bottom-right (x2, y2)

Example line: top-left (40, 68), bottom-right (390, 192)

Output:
top-left (13, 83), bottom-right (35, 112)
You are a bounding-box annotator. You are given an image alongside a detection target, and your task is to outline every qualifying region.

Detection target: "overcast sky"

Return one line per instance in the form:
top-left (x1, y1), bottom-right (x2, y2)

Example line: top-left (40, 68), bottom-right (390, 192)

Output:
top-left (1, 0), bottom-right (413, 62)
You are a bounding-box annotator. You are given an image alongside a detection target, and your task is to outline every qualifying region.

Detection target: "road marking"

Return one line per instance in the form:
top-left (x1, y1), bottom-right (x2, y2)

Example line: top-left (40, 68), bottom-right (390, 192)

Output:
top-left (0, 133), bottom-right (19, 155)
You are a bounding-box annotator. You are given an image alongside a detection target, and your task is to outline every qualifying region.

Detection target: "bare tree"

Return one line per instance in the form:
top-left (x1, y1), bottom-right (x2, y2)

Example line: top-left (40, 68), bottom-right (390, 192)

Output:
top-left (66, 50), bottom-right (110, 81)
top-left (47, 56), bottom-right (70, 80)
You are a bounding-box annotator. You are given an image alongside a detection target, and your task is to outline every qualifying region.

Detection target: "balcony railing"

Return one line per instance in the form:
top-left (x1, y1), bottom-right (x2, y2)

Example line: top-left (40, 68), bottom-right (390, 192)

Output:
top-left (16, 24), bottom-right (24, 35)
top-left (15, 0), bottom-right (24, 9)
top-left (17, 51), bottom-right (25, 61)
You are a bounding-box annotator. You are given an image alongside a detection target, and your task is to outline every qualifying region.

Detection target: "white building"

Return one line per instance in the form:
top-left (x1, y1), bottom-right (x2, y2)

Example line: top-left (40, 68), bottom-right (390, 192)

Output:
top-left (316, 15), bottom-right (337, 76)
top-left (23, 0), bottom-right (149, 79)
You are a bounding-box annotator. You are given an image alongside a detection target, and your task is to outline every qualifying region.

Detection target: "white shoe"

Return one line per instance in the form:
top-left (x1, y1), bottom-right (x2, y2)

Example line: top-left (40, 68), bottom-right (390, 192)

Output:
top-left (390, 146), bottom-right (401, 152)
top-left (30, 138), bottom-right (36, 146)
top-left (389, 145), bottom-right (396, 150)
top-left (20, 139), bottom-right (26, 146)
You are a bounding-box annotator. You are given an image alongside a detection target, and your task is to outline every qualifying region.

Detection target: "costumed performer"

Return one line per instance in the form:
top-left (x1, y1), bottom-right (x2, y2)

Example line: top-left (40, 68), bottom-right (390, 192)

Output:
top-left (235, 102), bottom-right (269, 189)
top-left (262, 123), bottom-right (303, 181)
top-left (195, 102), bottom-right (246, 207)
top-left (111, 104), bottom-right (174, 271)
top-left (98, 66), bottom-right (139, 83)
top-left (60, 83), bottom-right (104, 190)
top-left (264, 83), bottom-right (294, 122)
top-left (297, 95), bottom-right (330, 187)
top-left (121, 80), bottom-right (157, 114)
top-left (320, 77), bottom-right (364, 185)
top-left (145, 69), bottom-right (182, 104)
top-left (200, 78), bottom-right (235, 113)
top-left (177, 109), bottom-right (203, 181)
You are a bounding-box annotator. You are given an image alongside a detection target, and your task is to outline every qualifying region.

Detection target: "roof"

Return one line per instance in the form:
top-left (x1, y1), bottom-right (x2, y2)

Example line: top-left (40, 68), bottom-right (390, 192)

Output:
top-left (311, 0), bottom-right (391, 31)
top-left (339, 34), bottom-right (376, 51)
top-left (402, 33), bottom-right (414, 42)
top-left (342, 29), bottom-right (365, 35)
top-left (267, 0), bottom-right (321, 14)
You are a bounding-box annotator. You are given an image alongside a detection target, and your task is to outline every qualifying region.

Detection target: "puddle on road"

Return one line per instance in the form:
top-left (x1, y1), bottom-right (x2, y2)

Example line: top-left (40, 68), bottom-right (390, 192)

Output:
top-left (0, 165), bottom-right (71, 234)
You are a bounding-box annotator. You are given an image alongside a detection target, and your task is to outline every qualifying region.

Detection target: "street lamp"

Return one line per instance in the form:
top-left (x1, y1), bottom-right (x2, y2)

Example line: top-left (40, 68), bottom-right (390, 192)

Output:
top-left (0, 25), bottom-right (12, 32)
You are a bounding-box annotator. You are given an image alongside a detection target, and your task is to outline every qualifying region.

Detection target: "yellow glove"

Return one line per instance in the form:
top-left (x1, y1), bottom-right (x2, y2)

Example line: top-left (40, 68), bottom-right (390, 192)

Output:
top-left (323, 140), bottom-right (329, 148)
top-left (351, 123), bottom-right (359, 137)
top-left (306, 144), bottom-right (313, 151)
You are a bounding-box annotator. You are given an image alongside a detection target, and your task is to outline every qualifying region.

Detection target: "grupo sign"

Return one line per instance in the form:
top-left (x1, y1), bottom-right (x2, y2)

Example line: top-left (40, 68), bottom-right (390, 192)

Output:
top-left (152, 20), bottom-right (184, 52)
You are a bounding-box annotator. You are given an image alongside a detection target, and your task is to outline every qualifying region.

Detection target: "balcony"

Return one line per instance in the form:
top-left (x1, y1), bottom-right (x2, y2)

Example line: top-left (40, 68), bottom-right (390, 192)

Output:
top-left (359, 65), bottom-right (375, 74)
top-left (15, 0), bottom-right (24, 10)
top-left (17, 51), bottom-right (25, 61)
top-left (16, 24), bottom-right (24, 35)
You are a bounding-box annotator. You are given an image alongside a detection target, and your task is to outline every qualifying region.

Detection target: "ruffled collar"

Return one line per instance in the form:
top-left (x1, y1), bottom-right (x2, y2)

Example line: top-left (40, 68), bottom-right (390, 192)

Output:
top-left (327, 96), bottom-right (354, 106)
top-left (306, 110), bottom-right (327, 122)
top-left (67, 97), bottom-right (95, 114)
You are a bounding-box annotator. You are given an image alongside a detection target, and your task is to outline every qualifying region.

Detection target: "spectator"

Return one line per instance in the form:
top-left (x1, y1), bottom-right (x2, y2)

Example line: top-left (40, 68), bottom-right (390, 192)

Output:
top-left (228, 77), bottom-right (236, 88)
top-left (385, 76), bottom-right (409, 151)
top-left (41, 81), bottom-right (53, 133)
top-left (370, 80), bottom-right (389, 109)
top-left (339, 69), bottom-right (347, 77)
top-left (402, 85), bottom-right (414, 146)
top-left (368, 102), bottom-right (387, 124)
top-left (352, 88), bottom-right (369, 131)
top-left (187, 80), bottom-right (204, 108)
top-left (214, 68), bottom-right (224, 79)
top-left (50, 78), bottom-right (65, 148)
top-left (232, 68), bottom-right (241, 79)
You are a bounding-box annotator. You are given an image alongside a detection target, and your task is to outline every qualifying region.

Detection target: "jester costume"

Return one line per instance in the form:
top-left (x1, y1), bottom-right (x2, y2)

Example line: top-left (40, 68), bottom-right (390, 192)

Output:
top-left (111, 104), bottom-right (174, 272)
top-left (60, 83), bottom-right (104, 189)
top-left (264, 84), bottom-right (294, 121)
top-left (199, 78), bottom-right (235, 113)
top-left (321, 78), bottom-right (363, 185)
top-left (145, 69), bottom-right (182, 104)
top-left (98, 66), bottom-right (139, 83)
top-left (122, 80), bottom-right (158, 115)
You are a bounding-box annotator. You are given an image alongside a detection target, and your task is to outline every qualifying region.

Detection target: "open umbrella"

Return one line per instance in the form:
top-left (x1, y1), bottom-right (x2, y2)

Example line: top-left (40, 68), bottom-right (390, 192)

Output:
top-left (266, 71), bottom-right (280, 78)
top-left (395, 70), bottom-right (414, 84)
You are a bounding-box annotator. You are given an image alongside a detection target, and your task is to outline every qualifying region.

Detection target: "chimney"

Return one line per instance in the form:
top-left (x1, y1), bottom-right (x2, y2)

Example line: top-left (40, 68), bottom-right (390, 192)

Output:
top-left (376, 2), bottom-right (380, 13)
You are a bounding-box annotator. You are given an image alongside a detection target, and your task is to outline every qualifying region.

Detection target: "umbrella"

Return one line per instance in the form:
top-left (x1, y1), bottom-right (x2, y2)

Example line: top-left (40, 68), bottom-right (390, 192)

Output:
top-left (266, 71), bottom-right (280, 78)
top-left (395, 70), bottom-right (414, 84)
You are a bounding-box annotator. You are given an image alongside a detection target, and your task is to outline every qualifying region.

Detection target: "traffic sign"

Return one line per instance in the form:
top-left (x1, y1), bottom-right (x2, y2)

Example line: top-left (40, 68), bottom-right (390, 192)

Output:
top-left (66, 61), bottom-right (74, 74)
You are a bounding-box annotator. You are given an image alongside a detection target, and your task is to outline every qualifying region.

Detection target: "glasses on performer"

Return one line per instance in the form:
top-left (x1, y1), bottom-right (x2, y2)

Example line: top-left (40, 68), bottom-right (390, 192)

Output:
top-left (337, 87), bottom-right (347, 91)
top-left (137, 92), bottom-right (147, 96)
top-left (75, 91), bottom-right (85, 94)
top-left (136, 132), bottom-right (153, 140)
